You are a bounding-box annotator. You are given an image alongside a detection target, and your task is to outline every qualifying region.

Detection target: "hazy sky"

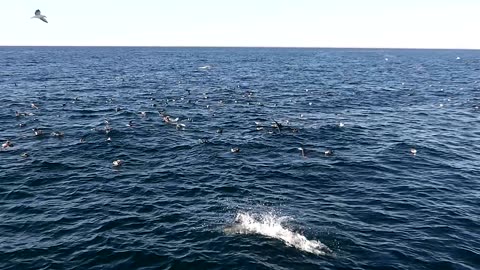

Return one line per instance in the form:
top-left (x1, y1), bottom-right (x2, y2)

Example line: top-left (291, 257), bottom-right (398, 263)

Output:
top-left (2, 0), bottom-right (479, 48)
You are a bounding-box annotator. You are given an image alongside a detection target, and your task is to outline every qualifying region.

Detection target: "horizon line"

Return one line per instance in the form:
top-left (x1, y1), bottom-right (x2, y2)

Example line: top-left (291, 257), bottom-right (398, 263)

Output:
top-left (1, 45), bottom-right (479, 51)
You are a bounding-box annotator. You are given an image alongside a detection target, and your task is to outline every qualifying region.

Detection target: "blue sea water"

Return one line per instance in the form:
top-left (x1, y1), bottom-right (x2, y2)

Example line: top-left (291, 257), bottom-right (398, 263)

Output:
top-left (0, 47), bottom-right (479, 270)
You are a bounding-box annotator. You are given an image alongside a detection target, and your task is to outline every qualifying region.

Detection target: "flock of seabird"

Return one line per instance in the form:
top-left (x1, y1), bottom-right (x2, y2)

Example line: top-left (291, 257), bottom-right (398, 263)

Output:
top-left (2, 86), bottom-right (419, 168)
top-left (3, 10), bottom-right (422, 165)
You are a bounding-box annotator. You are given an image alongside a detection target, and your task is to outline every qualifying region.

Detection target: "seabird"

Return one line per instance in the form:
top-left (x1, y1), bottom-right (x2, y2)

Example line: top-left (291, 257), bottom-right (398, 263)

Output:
top-left (16, 111), bottom-right (34, 117)
top-left (32, 10), bottom-right (48, 23)
top-left (410, 148), bottom-right (417, 156)
top-left (163, 115), bottom-right (179, 124)
top-left (324, 149), bottom-right (334, 156)
top-left (298, 147), bottom-right (305, 158)
top-left (112, 160), bottom-right (123, 167)
top-left (2, 140), bottom-right (12, 149)
top-left (176, 123), bottom-right (186, 130)
top-left (51, 131), bottom-right (64, 137)
top-left (272, 121), bottom-right (283, 132)
top-left (231, 147), bottom-right (240, 153)
top-left (32, 128), bottom-right (43, 136)
top-left (104, 125), bottom-right (112, 134)
top-left (21, 153), bottom-right (29, 158)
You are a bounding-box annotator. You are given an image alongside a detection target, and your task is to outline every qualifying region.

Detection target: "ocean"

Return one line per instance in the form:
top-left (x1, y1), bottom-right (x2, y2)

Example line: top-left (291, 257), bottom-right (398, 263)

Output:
top-left (0, 47), bottom-right (479, 270)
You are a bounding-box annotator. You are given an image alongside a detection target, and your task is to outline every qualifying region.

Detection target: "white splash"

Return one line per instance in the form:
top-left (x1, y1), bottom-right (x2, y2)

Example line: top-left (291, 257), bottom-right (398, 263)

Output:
top-left (224, 212), bottom-right (332, 256)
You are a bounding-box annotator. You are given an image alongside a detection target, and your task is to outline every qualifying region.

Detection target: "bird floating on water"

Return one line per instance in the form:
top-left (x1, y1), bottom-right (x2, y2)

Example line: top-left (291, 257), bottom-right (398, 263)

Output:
top-left (32, 10), bottom-right (48, 23)
top-left (2, 140), bottom-right (12, 149)
top-left (51, 131), bottom-right (64, 137)
top-left (32, 128), bottom-right (43, 136)
top-left (112, 160), bottom-right (123, 167)
top-left (410, 148), bottom-right (417, 156)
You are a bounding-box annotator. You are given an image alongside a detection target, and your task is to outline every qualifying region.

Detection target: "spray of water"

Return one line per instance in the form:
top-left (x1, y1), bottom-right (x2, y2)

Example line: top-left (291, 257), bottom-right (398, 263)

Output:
top-left (224, 212), bottom-right (332, 256)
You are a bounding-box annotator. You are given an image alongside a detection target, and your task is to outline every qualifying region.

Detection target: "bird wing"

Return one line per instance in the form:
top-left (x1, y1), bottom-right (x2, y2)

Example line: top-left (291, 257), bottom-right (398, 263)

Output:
top-left (40, 17), bottom-right (48, 23)
top-left (35, 10), bottom-right (41, 16)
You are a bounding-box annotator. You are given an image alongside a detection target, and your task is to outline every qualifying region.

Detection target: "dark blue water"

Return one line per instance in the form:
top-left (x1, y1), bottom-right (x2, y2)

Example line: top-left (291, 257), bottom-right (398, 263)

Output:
top-left (0, 47), bottom-right (479, 270)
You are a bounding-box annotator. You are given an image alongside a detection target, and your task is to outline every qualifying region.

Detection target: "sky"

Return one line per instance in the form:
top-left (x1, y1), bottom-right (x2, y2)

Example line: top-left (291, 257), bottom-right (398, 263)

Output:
top-left (2, 0), bottom-right (480, 49)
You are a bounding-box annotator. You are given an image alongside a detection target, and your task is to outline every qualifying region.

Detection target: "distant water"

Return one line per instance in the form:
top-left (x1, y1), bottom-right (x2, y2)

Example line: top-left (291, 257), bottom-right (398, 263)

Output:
top-left (0, 47), bottom-right (479, 270)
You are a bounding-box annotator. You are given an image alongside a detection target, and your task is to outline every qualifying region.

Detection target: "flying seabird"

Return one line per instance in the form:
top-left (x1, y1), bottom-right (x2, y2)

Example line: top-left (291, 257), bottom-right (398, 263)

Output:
top-left (32, 10), bottom-right (48, 23)
top-left (298, 147), bottom-right (305, 158)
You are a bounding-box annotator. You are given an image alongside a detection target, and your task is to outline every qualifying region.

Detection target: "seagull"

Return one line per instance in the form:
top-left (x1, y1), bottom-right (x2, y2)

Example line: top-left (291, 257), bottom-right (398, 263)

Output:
top-left (32, 10), bottom-right (48, 23)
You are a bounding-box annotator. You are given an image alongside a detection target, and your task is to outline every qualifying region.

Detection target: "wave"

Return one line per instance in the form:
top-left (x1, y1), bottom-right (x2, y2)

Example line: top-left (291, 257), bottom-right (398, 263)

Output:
top-left (224, 212), bottom-right (332, 256)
